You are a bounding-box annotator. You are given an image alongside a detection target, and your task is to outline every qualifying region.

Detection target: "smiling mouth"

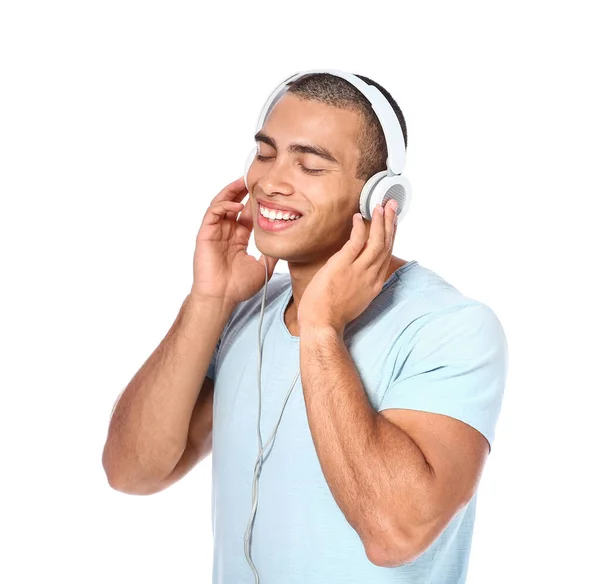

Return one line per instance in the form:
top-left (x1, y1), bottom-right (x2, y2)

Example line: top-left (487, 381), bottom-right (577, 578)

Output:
top-left (257, 204), bottom-right (303, 222)
top-left (256, 207), bottom-right (304, 232)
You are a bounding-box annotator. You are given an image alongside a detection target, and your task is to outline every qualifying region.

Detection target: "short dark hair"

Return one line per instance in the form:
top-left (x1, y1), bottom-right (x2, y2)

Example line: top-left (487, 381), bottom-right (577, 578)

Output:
top-left (286, 72), bottom-right (407, 182)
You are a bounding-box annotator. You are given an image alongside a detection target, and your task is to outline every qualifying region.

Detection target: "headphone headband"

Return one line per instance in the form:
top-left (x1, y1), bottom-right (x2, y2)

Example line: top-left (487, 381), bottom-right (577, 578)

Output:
top-left (255, 69), bottom-right (406, 175)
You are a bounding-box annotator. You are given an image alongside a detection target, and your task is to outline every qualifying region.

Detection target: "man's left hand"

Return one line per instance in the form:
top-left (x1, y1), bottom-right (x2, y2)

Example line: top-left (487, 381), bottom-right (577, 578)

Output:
top-left (297, 199), bottom-right (399, 335)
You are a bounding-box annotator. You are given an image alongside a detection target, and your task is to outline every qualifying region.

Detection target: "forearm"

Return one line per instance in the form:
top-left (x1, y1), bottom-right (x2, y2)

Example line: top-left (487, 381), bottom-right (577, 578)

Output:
top-left (299, 326), bottom-right (434, 555)
top-left (102, 294), bottom-right (234, 488)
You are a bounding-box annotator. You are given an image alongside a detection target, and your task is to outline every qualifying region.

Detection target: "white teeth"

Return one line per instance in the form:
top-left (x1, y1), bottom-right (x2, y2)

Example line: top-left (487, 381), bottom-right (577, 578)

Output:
top-left (259, 204), bottom-right (300, 221)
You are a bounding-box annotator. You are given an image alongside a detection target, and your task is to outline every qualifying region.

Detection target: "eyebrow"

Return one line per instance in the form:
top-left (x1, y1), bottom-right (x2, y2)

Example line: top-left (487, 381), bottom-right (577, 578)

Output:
top-left (254, 131), bottom-right (340, 165)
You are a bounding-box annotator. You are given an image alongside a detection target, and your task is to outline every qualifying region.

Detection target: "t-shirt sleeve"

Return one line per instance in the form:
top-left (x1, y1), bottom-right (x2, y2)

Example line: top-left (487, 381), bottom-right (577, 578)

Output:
top-left (206, 335), bottom-right (222, 381)
top-left (377, 302), bottom-right (509, 452)
top-left (205, 303), bottom-right (242, 381)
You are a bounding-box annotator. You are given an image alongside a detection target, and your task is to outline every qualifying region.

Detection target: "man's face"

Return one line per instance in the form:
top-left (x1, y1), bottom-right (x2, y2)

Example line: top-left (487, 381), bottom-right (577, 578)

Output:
top-left (247, 93), bottom-right (365, 263)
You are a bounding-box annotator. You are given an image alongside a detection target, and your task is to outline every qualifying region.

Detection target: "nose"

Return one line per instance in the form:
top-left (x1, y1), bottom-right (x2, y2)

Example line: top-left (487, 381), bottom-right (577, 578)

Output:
top-left (254, 156), bottom-right (294, 196)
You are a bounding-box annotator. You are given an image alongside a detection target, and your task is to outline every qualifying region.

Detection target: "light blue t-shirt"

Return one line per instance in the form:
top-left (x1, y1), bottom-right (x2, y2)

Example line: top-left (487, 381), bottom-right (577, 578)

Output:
top-left (206, 260), bottom-right (508, 584)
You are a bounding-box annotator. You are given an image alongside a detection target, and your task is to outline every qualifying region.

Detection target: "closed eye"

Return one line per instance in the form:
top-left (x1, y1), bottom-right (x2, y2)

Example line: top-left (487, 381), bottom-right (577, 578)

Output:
top-left (255, 154), bottom-right (325, 175)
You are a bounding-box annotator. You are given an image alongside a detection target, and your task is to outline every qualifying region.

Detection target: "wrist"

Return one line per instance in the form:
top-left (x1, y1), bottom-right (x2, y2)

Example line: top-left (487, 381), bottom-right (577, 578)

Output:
top-left (299, 320), bottom-right (345, 341)
top-left (185, 293), bottom-right (236, 321)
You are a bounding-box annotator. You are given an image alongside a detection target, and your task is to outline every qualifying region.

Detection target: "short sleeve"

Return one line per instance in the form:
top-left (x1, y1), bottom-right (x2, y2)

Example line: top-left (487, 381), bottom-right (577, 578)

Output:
top-left (377, 303), bottom-right (509, 451)
top-left (205, 302), bottom-right (242, 381)
top-left (206, 335), bottom-right (222, 380)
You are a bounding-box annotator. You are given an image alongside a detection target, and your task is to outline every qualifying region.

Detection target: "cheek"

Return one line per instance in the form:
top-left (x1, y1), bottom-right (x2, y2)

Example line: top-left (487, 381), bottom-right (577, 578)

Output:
top-left (320, 205), bottom-right (353, 234)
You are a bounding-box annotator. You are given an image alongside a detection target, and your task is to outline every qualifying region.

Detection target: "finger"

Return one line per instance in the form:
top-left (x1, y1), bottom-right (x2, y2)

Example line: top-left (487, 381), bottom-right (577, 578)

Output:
top-left (361, 202), bottom-right (387, 269)
top-left (384, 199), bottom-right (398, 253)
top-left (203, 200), bottom-right (245, 227)
top-left (342, 212), bottom-right (368, 261)
top-left (211, 176), bottom-right (249, 205)
top-left (210, 177), bottom-right (249, 222)
top-left (237, 199), bottom-right (255, 232)
top-left (376, 200), bottom-right (398, 280)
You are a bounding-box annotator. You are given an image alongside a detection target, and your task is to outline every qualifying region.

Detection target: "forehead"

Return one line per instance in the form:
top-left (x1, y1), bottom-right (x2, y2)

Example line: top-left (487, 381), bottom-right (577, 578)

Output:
top-left (261, 93), bottom-right (362, 166)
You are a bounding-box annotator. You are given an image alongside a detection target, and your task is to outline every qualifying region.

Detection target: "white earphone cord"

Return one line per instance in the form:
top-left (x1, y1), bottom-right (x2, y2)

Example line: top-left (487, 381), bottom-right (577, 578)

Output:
top-left (243, 256), bottom-right (300, 584)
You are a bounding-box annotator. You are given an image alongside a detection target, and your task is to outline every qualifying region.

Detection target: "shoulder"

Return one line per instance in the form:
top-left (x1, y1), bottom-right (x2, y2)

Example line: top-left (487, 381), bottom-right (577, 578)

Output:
top-left (403, 302), bottom-right (508, 371)
top-left (394, 263), bottom-right (507, 343)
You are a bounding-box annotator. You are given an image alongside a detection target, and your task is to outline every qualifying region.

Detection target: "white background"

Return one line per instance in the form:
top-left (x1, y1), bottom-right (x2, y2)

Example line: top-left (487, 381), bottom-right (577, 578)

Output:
top-left (1, 1), bottom-right (598, 582)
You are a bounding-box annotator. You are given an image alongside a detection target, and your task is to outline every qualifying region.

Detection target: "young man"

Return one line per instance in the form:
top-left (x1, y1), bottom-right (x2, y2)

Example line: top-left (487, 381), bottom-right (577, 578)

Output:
top-left (103, 73), bottom-right (508, 584)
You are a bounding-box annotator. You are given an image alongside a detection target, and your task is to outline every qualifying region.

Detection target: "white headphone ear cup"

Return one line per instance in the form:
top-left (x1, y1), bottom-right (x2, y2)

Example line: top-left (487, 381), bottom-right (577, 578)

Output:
top-left (244, 148), bottom-right (257, 191)
top-left (361, 173), bottom-right (412, 223)
top-left (358, 171), bottom-right (387, 220)
top-left (393, 176), bottom-right (412, 226)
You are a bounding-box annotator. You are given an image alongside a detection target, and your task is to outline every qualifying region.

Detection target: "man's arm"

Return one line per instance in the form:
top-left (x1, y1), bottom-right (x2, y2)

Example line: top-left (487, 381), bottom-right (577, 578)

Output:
top-left (299, 325), bottom-right (488, 568)
top-left (102, 294), bottom-right (233, 495)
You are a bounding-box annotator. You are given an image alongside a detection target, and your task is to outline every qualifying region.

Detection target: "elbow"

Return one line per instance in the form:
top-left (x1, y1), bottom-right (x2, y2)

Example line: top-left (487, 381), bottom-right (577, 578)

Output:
top-left (363, 515), bottom-right (431, 568)
top-left (105, 472), bottom-right (130, 494)
top-left (104, 467), bottom-right (164, 496)
top-left (365, 533), bottom-right (423, 568)
top-left (102, 447), bottom-right (128, 492)
top-left (364, 509), bottom-right (454, 567)
top-left (102, 449), bottom-right (162, 496)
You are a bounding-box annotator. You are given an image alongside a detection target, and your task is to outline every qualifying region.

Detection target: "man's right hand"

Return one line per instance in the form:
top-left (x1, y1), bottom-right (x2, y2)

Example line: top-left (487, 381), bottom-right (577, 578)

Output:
top-left (191, 176), bottom-right (279, 307)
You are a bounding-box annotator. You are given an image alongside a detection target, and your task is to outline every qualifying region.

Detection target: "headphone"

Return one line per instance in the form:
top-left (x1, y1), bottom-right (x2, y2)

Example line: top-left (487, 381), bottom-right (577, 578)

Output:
top-left (243, 69), bottom-right (412, 223)
top-left (242, 70), bottom-right (411, 583)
